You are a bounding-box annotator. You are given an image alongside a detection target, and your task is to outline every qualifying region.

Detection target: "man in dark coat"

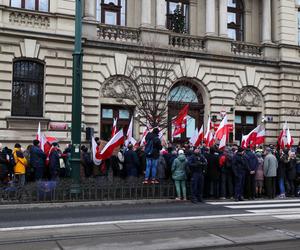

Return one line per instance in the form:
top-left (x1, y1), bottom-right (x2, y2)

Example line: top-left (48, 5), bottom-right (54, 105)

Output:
top-left (232, 147), bottom-right (249, 201)
top-left (124, 143), bottom-right (140, 179)
top-left (188, 148), bottom-right (208, 203)
top-left (49, 142), bottom-right (61, 180)
top-left (244, 147), bottom-right (259, 199)
top-left (0, 143), bottom-right (9, 185)
top-left (206, 147), bottom-right (220, 198)
top-left (143, 128), bottom-right (162, 184)
top-left (30, 140), bottom-right (46, 181)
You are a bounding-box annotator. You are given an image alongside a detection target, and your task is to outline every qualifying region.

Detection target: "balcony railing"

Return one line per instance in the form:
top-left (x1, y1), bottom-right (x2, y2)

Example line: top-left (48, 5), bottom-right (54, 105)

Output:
top-left (231, 42), bottom-right (262, 57)
top-left (97, 24), bottom-right (140, 43)
top-left (169, 33), bottom-right (205, 51)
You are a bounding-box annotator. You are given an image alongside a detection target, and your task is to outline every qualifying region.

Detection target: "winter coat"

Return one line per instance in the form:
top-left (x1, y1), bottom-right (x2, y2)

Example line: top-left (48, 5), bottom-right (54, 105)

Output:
top-left (255, 157), bottom-right (264, 181)
top-left (278, 153), bottom-right (289, 178)
top-left (264, 153), bottom-right (278, 177)
top-left (81, 151), bottom-right (93, 178)
top-left (136, 148), bottom-right (146, 176)
top-left (188, 153), bottom-right (207, 174)
top-left (171, 154), bottom-right (187, 181)
top-left (30, 145), bottom-right (46, 169)
top-left (145, 132), bottom-right (162, 159)
top-left (286, 158), bottom-right (297, 181)
top-left (157, 155), bottom-right (167, 179)
top-left (124, 149), bottom-right (139, 177)
top-left (244, 150), bottom-right (259, 172)
top-left (0, 150), bottom-right (8, 178)
top-left (232, 152), bottom-right (248, 177)
top-left (49, 148), bottom-right (60, 174)
top-left (13, 148), bottom-right (27, 175)
top-left (206, 152), bottom-right (220, 181)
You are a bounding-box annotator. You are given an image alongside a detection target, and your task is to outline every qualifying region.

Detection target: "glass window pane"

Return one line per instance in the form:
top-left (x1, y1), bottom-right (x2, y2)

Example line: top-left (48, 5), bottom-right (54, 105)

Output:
top-left (96, 0), bottom-right (101, 21)
top-left (25, 0), bottom-right (35, 10)
top-left (246, 116), bottom-right (254, 125)
top-left (228, 13), bottom-right (236, 24)
top-left (186, 115), bottom-right (195, 138)
top-left (168, 86), bottom-right (198, 103)
top-left (119, 109), bottom-right (129, 119)
top-left (102, 108), bottom-right (113, 118)
top-left (11, 0), bottom-right (21, 8)
top-left (39, 0), bottom-right (49, 12)
top-left (104, 0), bottom-right (118, 4)
top-left (235, 115), bottom-right (242, 124)
top-left (228, 0), bottom-right (236, 8)
top-left (228, 28), bottom-right (236, 40)
top-left (105, 11), bottom-right (117, 25)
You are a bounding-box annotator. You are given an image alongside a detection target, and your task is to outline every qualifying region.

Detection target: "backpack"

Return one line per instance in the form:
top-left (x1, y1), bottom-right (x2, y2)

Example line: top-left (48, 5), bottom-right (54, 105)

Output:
top-left (145, 139), bottom-right (154, 156)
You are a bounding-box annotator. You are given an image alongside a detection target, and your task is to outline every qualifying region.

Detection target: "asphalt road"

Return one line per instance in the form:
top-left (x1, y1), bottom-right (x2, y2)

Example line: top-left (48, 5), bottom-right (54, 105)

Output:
top-left (0, 199), bottom-right (299, 249)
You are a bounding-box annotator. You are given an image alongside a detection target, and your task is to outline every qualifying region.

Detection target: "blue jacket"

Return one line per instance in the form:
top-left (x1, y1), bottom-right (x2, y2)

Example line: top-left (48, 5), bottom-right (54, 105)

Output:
top-left (30, 146), bottom-right (46, 169)
top-left (244, 150), bottom-right (258, 172)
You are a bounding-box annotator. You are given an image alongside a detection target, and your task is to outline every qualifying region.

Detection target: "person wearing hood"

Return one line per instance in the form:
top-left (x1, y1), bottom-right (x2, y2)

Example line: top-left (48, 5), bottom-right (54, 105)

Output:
top-left (13, 143), bottom-right (27, 186)
top-left (171, 149), bottom-right (188, 200)
top-left (49, 142), bottom-right (61, 181)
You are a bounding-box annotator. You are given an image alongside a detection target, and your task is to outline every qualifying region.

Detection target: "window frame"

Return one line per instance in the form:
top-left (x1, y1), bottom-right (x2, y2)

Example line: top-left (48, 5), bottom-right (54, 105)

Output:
top-left (10, 0), bottom-right (50, 12)
top-left (227, 0), bottom-right (244, 41)
top-left (11, 58), bottom-right (45, 117)
top-left (166, 0), bottom-right (190, 33)
top-left (100, 0), bottom-right (126, 26)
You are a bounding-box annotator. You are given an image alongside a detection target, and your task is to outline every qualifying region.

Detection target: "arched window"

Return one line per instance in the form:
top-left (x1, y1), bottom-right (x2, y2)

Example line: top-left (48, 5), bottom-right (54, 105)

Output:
top-left (97, 0), bottom-right (126, 26)
top-left (12, 59), bottom-right (44, 117)
top-left (168, 81), bottom-right (204, 142)
top-left (166, 0), bottom-right (189, 33)
top-left (227, 0), bottom-right (244, 41)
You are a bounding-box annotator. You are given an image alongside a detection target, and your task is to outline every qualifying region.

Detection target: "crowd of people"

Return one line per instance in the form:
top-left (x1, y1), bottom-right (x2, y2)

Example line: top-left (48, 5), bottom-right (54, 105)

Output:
top-left (1, 130), bottom-right (300, 204)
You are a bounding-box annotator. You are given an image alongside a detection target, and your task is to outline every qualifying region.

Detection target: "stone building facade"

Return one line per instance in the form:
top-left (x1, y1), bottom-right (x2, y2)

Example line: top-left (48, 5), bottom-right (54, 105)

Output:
top-left (0, 0), bottom-right (300, 147)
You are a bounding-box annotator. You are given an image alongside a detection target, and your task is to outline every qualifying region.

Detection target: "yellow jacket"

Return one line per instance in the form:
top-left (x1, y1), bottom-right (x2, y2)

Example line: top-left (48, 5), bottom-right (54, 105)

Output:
top-left (13, 148), bottom-right (27, 175)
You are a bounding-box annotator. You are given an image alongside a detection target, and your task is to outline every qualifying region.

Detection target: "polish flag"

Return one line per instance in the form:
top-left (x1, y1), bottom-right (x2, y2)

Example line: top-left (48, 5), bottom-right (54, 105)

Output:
top-left (36, 122), bottom-right (41, 141)
top-left (95, 129), bottom-right (125, 162)
top-left (125, 117), bottom-right (136, 146)
top-left (215, 115), bottom-right (229, 150)
top-left (278, 121), bottom-right (294, 149)
top-left (92, 136), bottom-right (102, 165)
top-left (255, 126), bottom-right (265, 146)
top-left (172, 104), bottom-right (189, 137)
top-left (140, 128), bottom-right (149, 145)
top-left (111, 118), bottom-right (118, 138)
top-left (241, 125), bottom-right (260, 149)
top-left (189, 128), bottom-right (198, 145)
top-left (204, 116), bottom-right (214, 147)
top-left (194, 125), bottom-right (204, 147)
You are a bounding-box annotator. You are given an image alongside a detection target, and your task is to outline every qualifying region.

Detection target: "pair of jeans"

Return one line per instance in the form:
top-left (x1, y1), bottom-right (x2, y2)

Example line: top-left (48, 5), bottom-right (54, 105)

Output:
top-left (145, 158), bottom-right (158, 180)
top-left (191, 172), bottom-right (204, 201)
top-left (279, 177), bottom-right (285, 195)
top-left (234, 173), bottom-right (245, 199)
top-left (16, 174), bottom-right (25, 186)
top-left (174, 180), bottom-right (187, 199)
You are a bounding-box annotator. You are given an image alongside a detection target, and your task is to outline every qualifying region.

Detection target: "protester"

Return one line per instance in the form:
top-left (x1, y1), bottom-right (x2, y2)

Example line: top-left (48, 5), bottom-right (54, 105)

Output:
top-left (13, 143), bottom-right (27, 186)
top-left (48, 142), bottom-right (61, 181)
top-left (264, 147), bottom-right (278, 199)
top-left (277, 149), bottom-right (288, 198)
top-left (0, 143), bottom-right (9, 185)
top-left (172, 149), bottom-right (187, 201)
top-left (286, 151), bottom-right (297, 196)
top-left (244, 147), bottom-right (259, 200)
top-left (188, 148), bottom-right (207, 203)
top-left (80, 145), bottom-right (93, 178)
top-left (255, 152), bottom-right (264, 198)
top-left (30, 140), bottom-right (46, 181)
top-left (143, 128), bottom-right (162, 184)
top-left (206, 146), bottom-right (220, 198)
top-left (124, 143), bottom-right (139, 181)
top-left (157, 151), bottom-right (167, 180)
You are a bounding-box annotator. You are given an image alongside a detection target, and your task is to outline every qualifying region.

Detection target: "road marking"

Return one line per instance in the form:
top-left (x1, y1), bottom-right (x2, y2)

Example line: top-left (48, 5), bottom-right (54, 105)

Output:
top-left (207, 200), bottom-right (300, 205)
top-left (246, 208), bottom-right (300, 214)
top-left (273, 214), bottom-right (300, 220)
top-left (226, 203), bottom-right (300, 209)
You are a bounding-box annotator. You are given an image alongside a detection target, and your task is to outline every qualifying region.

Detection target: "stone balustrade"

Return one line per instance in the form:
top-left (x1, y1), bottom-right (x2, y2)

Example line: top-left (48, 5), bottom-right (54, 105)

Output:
top-left (231, 42), bottom-right (262, 57)
top-left (97, 24), bottom-right (140, 43)
top-left (169, 33), bottom-right (205, 51)
top-left (9, 10), bottom-right (50, 28)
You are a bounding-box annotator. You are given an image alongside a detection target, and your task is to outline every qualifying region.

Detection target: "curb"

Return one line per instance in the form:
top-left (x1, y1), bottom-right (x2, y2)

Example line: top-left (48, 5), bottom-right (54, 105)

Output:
top-left (0, 199), bottom-right (177, 210)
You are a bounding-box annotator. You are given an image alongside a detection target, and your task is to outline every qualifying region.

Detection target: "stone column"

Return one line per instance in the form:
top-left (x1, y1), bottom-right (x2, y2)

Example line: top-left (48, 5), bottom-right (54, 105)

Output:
top-left (262, 0), bottom-right (272, 43)
top-left (141, 0), bottom-right (152, 27)
top-left (219, 0), bottom-right (228, 37)
top-left (206, 0), bottom-right (216, 35)
top-left (156, 0), bottom-right (167, 29)
top-left (84, 0), bottom-right (96, 20)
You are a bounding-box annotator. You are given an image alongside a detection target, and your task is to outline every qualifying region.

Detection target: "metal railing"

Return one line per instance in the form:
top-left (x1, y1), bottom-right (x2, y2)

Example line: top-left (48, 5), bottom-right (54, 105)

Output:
top-left (97, 24), bottom-right (140, 43)
top-left (0, 178), bottom-right (179, 204)
top-left (169, 33), bottom-right (205, 51)
top-left (231, 41), bottom-right (262, 57)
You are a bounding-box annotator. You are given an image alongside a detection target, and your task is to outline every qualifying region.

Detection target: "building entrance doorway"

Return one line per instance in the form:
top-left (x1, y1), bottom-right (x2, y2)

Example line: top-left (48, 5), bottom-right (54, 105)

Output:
top-left (235, 111), bottom-right (258, 143)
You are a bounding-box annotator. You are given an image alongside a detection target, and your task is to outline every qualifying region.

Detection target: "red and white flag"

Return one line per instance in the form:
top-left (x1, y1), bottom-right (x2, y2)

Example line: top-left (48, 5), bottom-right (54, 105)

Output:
top-left (92, 136), bottom-right (102, 166)
top-left (278, 121), bottom-right (294, 149)
top-left (194, 125), bottom-right (204, 147)
top-left (172, 104), bottom-right (189, 137)
top-left (255, 126), bottom-right (265, 146)
top-left (241, 125), bottom-right (260, 149)
top-left (215, 115), bottom-right (229, 150)
top-left (189, 128), bottom-right (198, 145)
top-left (125, 117), bottom-right (136, 146)
top-left (95, 129), bottom-right (125, 162)
top-left (36, 122), bottom-right (41, 141)
top-left (140, 128), bottom-right (149, 145)
top-left (111, 118), bottom-right (118, 138)
top-left (204, 116), bottom-right (214, 147)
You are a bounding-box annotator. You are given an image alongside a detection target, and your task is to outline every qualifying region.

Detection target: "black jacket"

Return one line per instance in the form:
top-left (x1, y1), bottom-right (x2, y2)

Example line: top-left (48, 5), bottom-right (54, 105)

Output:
top-left (124, 149), bottom-right (140, 177)
top-left (232, 153), bottom-right (249, 177)
top-left (145, 132), bottom-right (162, 159)
top-left (188, 153), bottom-right (207, 174)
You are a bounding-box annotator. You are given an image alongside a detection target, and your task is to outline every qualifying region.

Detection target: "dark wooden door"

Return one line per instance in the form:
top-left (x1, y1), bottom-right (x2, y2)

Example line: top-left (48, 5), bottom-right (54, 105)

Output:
top-left (235, 112), bottom-right (258, 142)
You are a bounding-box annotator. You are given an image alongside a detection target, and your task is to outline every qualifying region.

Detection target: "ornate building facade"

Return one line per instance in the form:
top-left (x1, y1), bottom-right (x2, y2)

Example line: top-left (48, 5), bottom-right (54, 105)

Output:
top-left (0, 0), bottom-right (300, 146)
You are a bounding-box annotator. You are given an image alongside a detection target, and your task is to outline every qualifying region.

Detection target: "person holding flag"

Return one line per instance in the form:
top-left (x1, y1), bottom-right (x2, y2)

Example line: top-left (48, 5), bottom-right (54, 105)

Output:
top-left (30, 139), bottom-right (46, 181)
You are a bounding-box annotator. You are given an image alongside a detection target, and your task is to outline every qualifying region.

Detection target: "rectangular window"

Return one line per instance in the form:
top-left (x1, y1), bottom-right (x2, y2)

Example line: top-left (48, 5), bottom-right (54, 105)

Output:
top-left (98, 0), bottom-right (126, 26)
top-left (246, 116), bottom-right (254, 125)
top-left (119, 109), bottom-right (129, 119)
top-left (235, 115), bottom-right (242, 124)
top-left (166, 0), bottom-right (190, 33)
top-left (102, 108), bottom-right (113, 118)
top-left (10, 0), bottom-right (49, 12)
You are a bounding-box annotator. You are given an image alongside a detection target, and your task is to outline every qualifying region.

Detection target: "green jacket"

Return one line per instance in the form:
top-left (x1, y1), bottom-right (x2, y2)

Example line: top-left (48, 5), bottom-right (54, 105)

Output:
top-left (171, 154), bottom-right (187, 181)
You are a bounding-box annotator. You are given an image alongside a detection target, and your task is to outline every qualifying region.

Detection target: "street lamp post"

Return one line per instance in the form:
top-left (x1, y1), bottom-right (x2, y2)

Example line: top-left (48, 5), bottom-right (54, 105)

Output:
top-left (70, 0), bottom-right (83, 193)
